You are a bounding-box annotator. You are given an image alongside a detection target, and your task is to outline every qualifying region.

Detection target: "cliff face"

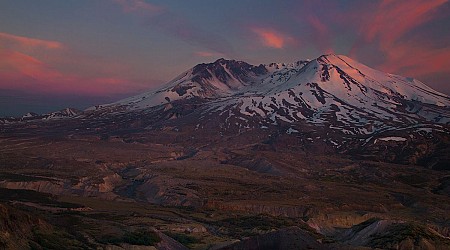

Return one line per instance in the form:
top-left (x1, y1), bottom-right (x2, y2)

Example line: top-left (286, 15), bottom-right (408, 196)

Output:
top-left (0, 203), bottom-right (51, 249)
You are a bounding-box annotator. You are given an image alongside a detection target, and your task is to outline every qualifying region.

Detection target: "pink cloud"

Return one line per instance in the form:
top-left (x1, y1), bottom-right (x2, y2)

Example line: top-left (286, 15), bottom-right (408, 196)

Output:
top-left (363, 0), bottom-right (447, 48)
top-left (0, 32), bottom-right (63, 50)
top-left (378, 42), bottom-right (450, 78)
top-left (0, 50), bottom-right (145, 96)
top-left (0, 32), bottom-right (150, 96)
top-left (352, 0), bottom-right (450, 80)
top-left (250, 27), bottom-right (296, 49)
top-left (344, 0), bottom-right (450, 85)
top-left (0, 51), bottom-right (130, 95)
top-left (0, 50), bottom-right (62, 81)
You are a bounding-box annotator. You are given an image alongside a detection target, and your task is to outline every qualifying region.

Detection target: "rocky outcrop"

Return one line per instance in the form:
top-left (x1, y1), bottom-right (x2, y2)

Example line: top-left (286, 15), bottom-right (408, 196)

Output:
top-left (332, 218), bottom-right (450, 249)
top-left (0, 173), bottom-right (124, 200)
top-left (307, 213), bottom-right (378, 235)
top-left (0, 203), bottom-right (52, 249)
top-left (138, 175), bottom-right (203, 207)
top-left (99, 173), bottom-right (124, 193)
top-left (204, 200), bottom-right (316, 218)
top-left (0, 180), bottom-right (66, 195)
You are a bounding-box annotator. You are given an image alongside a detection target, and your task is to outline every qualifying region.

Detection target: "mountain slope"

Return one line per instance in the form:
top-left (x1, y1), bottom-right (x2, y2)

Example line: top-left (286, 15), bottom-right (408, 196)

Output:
top-left (89, 54), bottom-right (449, 135)
top-left (80, 54), bottom-right (450, 166)
top-left (212, 54), bottom-right (450, 134)
top-left (95, 58), bottom-right (270, 110)
top-left (5, 55), bottom-right (448, 166)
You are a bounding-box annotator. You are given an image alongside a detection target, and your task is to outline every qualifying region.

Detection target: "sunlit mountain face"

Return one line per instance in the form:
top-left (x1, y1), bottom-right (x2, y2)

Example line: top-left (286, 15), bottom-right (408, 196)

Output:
top-left (1, 1), bottom-right (450, 249)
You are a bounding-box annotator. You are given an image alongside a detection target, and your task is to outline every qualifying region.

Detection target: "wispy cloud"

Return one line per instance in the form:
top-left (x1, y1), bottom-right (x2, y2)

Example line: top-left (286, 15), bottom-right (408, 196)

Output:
top-left (378, 42), bottom-right (450, 78)
top-left (0, 32), bottom-right (63, 50)
top-left (0, 32), bottom-right (149, 96)
top-left (0, 50), bottom-right (61, 81)
top-left (0, 49), bottom-right (147, 95)
top-left (362, 0), bottom-right (447, 48)
top-left (351, 0), bottom-right (449, 79)
top-left (250, 27), bottom-right (296, 49)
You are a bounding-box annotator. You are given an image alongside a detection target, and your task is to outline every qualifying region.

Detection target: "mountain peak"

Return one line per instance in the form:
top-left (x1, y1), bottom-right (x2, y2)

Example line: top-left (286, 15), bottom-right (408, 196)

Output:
top-left (316, 54), bottom-right (349, 63)
top-left (104, 54), bottom-right (448, 127)
top-left (213, 58), bottom-right (233, 64)
top-left (318, 53), bottom-right (338, 59)
top-left (191, 58), bottom-right (267, 87)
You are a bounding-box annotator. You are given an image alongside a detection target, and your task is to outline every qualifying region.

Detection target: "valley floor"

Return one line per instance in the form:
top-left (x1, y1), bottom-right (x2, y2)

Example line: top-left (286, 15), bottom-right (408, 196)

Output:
top-left (0, 131), bottom-right (449, 249)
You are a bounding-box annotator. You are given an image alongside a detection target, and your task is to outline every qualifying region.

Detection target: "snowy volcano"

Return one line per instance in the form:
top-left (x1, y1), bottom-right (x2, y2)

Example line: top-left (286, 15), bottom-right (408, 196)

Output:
top-left (4, 55), bottom-right (450, 167)
top-left (90, 54), bottom-right (449, 135)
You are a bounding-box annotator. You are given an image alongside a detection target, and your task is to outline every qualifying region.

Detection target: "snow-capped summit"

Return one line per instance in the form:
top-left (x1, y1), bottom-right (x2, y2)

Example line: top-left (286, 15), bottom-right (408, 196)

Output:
top-left (43, 108), bottom-right (81, 120)
top-left (94, 58), bottom-right (268, 110)
top-left (22, 112), bottom-right (39, 119)
top-left (313, 54), bottom-right (447, 106)
top-left (14, 108), bottom-right (82, 122)
top-left (4, 55), bottom-right (449, 166)
top-left (88, 54), bottom-right (449, 134)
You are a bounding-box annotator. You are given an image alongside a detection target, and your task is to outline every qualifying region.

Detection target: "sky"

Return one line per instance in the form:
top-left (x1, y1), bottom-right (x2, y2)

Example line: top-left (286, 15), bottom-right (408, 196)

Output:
top-left (1, 0), bottom-right (449, 116)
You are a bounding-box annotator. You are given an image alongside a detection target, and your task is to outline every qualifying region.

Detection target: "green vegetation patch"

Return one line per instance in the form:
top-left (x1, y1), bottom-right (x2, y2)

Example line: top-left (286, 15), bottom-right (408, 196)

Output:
top-left (30, 229), bottom-right (85, 250)
top-left (165, 232), bottom-right (201, 247)
top-left (396, 174), bottom-right (428, 187)
top-left (0, 188), bottom-right (81, 208)
top-left (219, 215), bottom-right (295, 230)
top-left (213, 215), bottom-right (300, 237)
top-left (0, 173), bottom-right (55, 182)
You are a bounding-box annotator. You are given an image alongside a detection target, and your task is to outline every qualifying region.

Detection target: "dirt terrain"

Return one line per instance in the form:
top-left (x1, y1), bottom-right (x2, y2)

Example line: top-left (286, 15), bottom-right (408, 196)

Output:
top-left (1, 120), bottom-right (449, 249)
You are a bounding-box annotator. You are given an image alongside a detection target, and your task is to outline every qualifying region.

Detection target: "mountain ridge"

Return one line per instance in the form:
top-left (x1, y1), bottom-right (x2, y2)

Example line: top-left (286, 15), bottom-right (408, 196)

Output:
top-left (5, 55), bottom-right (449, 136)
top-left (2, 55), bottom-right (449, 168)
top-left (83, 54), bottom-right (448, 135)
top-left (100, 54), bottom-right (449, 109)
